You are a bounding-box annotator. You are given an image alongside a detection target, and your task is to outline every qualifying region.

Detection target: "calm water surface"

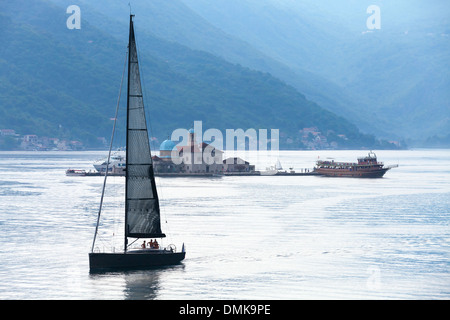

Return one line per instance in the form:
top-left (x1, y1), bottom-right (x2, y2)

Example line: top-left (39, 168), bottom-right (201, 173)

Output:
top-left (0, 149), bottom-right (448, 299)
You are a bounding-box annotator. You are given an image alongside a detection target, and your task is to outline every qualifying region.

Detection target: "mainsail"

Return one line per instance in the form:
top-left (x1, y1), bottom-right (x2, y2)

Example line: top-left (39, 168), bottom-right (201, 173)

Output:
top-left (125, 16), bottom-right (165, 240)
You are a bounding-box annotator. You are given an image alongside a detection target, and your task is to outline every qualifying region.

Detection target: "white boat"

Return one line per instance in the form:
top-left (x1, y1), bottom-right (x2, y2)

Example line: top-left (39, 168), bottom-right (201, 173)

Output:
top-left (260, 165), bottom-right (278, 175)
top-left (260, 159), bottom-right (283, 175)
top-left (93, 151), bottom-right (126, 174)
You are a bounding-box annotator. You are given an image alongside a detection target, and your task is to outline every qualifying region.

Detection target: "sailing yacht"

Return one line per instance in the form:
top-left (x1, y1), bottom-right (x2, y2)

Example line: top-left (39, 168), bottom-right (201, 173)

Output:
top-left (89, 15), bottom-right (185, 271)
top-left (93, 151), bottom-right (125, 174)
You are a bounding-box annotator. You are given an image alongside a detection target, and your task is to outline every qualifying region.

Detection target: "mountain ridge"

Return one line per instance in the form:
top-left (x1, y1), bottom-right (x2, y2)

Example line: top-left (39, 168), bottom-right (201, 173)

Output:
top-left (179, 0), bottom-right (450, 141)
top-left (0, 0), bottom-right (401, 150)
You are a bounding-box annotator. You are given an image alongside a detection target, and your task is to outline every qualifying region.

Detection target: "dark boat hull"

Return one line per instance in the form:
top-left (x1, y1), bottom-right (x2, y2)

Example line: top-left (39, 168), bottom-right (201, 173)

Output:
top-left (89, 250), bottom-right (185, 271)
top-left (316, 167), bottom-right (389, 178)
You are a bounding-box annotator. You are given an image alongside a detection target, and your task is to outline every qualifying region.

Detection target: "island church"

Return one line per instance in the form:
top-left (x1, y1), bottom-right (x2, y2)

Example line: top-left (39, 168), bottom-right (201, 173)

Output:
top-left (152, 129), bottom-right (254, 174)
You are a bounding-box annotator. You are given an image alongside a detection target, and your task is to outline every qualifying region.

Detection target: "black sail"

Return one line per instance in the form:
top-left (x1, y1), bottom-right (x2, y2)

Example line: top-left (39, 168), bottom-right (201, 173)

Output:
top-left (125, 16), bottom-right (165, 239)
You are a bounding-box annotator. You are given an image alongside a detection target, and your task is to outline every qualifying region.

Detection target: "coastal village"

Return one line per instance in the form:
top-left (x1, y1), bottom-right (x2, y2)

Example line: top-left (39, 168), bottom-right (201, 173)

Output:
top-left (0, 129), bottom-right (87, 151)
top-left (67, 128), bottom-right (397, 178)
top-left (2, 127), bottom-right (400, 178)
top-left (0, 126), bottom-right (379, 151)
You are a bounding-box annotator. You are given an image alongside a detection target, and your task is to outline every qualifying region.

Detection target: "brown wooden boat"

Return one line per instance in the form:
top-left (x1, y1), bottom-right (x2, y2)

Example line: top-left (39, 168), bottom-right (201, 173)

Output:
top-left (315, 151), bottom-right (397, 178)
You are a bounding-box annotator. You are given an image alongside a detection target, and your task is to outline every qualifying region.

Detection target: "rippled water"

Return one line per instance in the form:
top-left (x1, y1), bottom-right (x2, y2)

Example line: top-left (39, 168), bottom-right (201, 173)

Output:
top-left (0, 149), bottom-right (448, 299)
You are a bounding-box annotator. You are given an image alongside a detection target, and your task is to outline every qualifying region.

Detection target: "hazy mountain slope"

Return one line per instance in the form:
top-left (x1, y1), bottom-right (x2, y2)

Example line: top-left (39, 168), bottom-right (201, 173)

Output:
top-left (182, 0), bottom-right (450, 141)
top-left (56, 0), bottom-right (384, 137)
top-left (1, 0), bottom-right (389, 149)
top-left (0, 8), bottom-right (120, 144)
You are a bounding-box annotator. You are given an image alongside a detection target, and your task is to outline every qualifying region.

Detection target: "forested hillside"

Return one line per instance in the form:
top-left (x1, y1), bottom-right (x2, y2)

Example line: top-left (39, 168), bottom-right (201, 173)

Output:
top-left (0, 0), bottom-right (401, 150)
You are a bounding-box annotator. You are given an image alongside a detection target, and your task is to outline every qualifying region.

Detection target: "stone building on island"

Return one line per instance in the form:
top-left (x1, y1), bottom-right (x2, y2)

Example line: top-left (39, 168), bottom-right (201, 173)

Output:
top-left (153, 129), bottom-right (255, 174)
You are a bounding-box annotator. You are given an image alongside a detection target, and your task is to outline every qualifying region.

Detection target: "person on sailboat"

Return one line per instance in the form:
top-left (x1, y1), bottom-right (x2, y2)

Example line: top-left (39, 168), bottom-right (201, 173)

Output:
top-left (141, 240), bottom-right (146, 249)
top-left (148, 239), bottom-right (154, 248)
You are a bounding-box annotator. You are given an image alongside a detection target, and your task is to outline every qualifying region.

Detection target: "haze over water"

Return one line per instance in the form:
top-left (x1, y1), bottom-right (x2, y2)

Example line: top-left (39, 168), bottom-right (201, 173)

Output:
top-left (0, 149), bottom-right (448, 299)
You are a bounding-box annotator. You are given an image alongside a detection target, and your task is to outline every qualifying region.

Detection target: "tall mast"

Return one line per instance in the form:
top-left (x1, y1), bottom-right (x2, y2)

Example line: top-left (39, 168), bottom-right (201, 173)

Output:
top-left (124, 14), bottom-right (134, 252)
